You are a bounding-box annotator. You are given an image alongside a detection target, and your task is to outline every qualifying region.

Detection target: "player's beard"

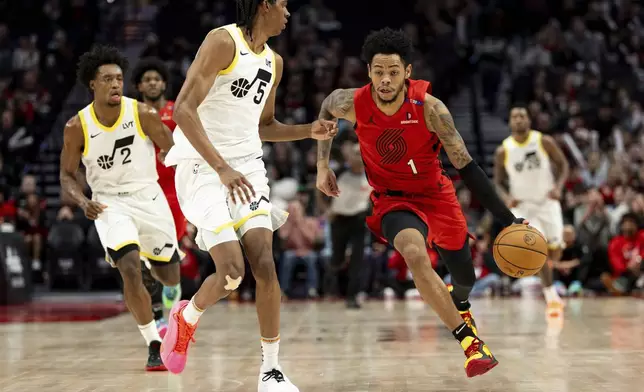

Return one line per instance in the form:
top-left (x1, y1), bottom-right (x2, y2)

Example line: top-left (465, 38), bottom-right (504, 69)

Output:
top-left (377, 85), bottom-right (404, 105)
top-left (144, 92), bottom-right (163, 102)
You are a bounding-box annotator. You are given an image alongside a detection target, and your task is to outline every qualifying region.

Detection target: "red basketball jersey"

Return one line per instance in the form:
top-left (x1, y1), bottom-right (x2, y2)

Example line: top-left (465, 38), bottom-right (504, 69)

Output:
top-left (353, 79), bottom-right (449, 193)
top-left (156, 100), bottom-right (176, 191)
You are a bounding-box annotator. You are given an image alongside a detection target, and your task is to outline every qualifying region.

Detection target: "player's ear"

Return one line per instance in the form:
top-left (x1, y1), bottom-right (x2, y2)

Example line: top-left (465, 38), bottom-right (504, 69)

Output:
top-left (367, 64), bottom-right (371, 78)
top-left (89, 80), bottom-right (95, 92)
top-left (405, 63), bottom-right (412, 79)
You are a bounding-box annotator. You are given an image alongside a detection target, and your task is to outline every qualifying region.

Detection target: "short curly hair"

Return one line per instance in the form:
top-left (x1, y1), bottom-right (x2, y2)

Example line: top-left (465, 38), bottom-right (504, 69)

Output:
top-left (131, 57), bottom-right (170, 86)
top-left (361, 27), bottom-right (413, 66)
top-left (76, 44), bottom-right (129, 89)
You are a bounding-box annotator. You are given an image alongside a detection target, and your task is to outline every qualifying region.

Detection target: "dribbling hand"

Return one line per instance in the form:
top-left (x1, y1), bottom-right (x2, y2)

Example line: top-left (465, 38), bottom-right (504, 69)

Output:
top-left (316, 166), bottom-right (340, 197)
top-left (512, 217), bottom-right (530, 226)
top-left (311, 119), bottom-right (339, 140)
top-left (218, 165), bottom-right (256, 204)
top-left (81, 200), bottom-right (107, 220)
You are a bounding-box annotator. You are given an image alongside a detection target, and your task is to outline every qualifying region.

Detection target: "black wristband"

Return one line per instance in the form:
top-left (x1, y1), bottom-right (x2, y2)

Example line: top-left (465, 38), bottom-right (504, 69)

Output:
top-left (457, 160), bottom-right (516, 227)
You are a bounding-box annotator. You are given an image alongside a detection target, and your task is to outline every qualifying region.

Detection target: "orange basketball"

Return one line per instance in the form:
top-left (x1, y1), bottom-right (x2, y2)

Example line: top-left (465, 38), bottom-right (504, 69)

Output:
top-left (492, 225), bottom-right (548, 278)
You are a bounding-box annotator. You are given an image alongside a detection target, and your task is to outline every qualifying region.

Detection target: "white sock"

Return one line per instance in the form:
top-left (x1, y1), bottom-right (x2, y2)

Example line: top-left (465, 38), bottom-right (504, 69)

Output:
top-left (543, 285), bottom-right (560, 303)
top-left (138, 320), bottom-right (162, 346)
top-left (182, 297), bottom-right (204, 325)
top-left (261, 336), bottom-right (280, 370)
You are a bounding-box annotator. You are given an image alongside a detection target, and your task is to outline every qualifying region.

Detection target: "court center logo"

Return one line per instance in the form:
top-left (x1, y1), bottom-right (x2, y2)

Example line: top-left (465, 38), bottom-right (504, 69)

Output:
top-left (376, 128), bottom-right (407, 164)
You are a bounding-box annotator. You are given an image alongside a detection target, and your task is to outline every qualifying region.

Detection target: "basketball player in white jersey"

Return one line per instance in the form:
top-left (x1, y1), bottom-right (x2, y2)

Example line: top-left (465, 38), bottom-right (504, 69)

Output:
top-left (160, 1), bottom-right (336, 390)
top-left (494, 107), bottom-right (570, 318)
top-left (59, 45), bottom-right (181, 371)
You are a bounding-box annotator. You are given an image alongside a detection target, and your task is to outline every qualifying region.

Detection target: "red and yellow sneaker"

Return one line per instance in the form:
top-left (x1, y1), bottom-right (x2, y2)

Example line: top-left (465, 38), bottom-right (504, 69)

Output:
top-left (447, 284), bottom-right (478, 335)
top-left (461, 336), bottom-right (498, 377)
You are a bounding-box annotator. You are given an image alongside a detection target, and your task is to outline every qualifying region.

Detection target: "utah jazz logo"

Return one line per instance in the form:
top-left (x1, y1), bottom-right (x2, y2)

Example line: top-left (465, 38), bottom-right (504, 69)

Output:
top-left (376, 128), bottom-right (407, 164)
top-left (97, 136), bottom-right (135, 170)
top-left (230, 68), bottom-right (272, 105)
top-left (514, 151), bottom-right (541, 173)
top-left (153, 243), bottom-right (174, 256)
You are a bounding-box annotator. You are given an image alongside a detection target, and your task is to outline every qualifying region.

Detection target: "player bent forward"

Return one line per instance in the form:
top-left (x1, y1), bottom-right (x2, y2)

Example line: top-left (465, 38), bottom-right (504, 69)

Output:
top-left (316, 28), bottom-right (528, 377)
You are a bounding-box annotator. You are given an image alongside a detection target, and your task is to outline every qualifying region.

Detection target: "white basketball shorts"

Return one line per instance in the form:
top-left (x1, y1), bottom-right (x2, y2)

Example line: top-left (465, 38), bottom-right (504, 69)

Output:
top-left (173, 155), bottom-right (288, 250)
top-left (93, 183), bottom-right (180, 266)
top-left (511, 199), bottom-right (564, 249)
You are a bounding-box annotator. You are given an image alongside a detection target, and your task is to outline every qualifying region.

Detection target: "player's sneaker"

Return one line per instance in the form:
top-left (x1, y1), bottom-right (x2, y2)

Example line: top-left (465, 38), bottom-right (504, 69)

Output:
top-left (146, 341), bottom-right (167, 371)
top-left (156, 318), bottom-right (168, 339)
top-left (546, 301), bottom-right (564, 318)
top-left (162, 284), bottom-right (182, 309)
top-left (258, 365), bottom-right (300, 392)
top-left (160, 300), bottom-right (197, 374)
top-left (447, 284), bottom-right (478, 335)
top-left (461, 336), bottom-right (498, 377)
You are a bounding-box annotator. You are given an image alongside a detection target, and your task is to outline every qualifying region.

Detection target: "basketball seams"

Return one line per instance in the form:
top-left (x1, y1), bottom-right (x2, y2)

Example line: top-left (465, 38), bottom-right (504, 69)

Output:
top-left (493, 226), bottom-right (548, 277)
top-left (495, 246), bottom-right (545, 270)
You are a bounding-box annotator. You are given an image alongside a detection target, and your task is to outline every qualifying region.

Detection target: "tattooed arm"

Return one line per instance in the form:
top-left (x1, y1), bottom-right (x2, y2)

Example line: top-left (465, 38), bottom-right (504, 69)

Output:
top-left (316, 88), bottom-right (357, 167)
top-left (423, 94), bottom-right (472, 169)
top-left (424, 93), bottom-right (520, 226)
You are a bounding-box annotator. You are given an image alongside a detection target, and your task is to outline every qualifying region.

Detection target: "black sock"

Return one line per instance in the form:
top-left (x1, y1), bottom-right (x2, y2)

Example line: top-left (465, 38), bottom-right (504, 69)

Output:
top-left (452, 322), bottom-right (477, 342)
top-left (152, 303), bottom-right (164, 321)
top-left (451, 291), bottom-right (471, 312)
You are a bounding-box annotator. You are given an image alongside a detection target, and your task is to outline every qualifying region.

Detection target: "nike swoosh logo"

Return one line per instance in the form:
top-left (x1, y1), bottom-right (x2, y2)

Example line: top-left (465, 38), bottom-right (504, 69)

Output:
top-left (90, 133), bottom-right (101, 138)
top-left (240, 51), bottom-right (249, 56)
top-left (455, 324), bottom-right (466, 334)
top-left (152, 194), bottom-right (159, 201)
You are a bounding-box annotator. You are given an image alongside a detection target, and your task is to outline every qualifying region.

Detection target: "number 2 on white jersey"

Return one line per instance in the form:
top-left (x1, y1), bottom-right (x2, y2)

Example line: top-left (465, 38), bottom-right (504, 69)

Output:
top-left (407, 159), bottom-right (418, 174)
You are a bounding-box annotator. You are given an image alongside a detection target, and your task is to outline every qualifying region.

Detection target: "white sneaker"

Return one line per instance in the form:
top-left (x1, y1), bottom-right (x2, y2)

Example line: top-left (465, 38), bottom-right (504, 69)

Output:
top-left (258, 365), bottom-right (299, 392)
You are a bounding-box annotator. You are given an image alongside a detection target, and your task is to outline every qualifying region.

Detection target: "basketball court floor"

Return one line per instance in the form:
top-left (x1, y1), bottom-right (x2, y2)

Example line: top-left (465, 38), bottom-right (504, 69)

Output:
top-left (1, 297), bottom-right (642, 391)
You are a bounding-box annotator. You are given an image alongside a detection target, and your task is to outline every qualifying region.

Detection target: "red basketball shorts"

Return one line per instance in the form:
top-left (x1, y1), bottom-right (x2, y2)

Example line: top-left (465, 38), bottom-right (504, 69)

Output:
top-left (366, 185), bottom-right (470, 251)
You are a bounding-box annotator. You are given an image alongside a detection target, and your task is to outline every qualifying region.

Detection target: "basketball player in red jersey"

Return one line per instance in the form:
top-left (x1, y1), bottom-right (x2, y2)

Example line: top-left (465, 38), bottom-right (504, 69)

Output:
top-left (316, 28), bottom-right (527, 378)
top-left (132, 58), bottom-right (184, 336)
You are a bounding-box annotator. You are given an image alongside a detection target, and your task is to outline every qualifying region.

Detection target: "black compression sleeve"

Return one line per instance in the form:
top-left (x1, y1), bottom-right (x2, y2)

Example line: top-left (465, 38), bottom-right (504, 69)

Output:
top-left (457, 160), bottom-right (516, 227)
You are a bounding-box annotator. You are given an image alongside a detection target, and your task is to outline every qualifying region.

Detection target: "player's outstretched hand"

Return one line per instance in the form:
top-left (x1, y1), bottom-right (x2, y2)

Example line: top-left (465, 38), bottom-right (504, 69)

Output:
top-left (81, 200), bottom-right (107, 220)
top-left (218, 165), bottom-right (256, 204)
top-left (311, 119), bottom-right (338, 140)
top-left (316, 166), bottom-right (340, 197)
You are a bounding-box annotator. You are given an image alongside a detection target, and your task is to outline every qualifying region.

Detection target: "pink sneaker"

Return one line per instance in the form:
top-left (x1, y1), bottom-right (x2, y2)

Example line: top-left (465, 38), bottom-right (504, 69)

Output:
top-left (160, 300), bottom-right (198, 374)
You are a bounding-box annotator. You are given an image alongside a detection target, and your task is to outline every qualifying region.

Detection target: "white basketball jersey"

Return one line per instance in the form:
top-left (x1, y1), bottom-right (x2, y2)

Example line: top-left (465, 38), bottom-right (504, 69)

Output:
top-left (502, 130), bottom-right (555, 202)
top-left (79, 97), bottom-right (158, 194)
top-left (170, 24), bottom-right (277, 162)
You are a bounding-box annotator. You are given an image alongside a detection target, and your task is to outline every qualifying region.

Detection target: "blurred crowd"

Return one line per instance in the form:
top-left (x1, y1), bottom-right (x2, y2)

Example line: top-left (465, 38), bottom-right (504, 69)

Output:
top-left (1, 0), bottom-right (643, 300)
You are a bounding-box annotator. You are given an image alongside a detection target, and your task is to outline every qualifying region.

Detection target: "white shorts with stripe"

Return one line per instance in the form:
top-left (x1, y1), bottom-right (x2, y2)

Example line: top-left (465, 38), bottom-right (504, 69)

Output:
top-left (171, 154), bottom-right (288, 250)
top-left (93, 183), bottom-right (180, 266)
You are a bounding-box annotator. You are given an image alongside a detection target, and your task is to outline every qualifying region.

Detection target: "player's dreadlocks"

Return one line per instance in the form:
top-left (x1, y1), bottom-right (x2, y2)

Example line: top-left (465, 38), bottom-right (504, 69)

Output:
top-left (236, 0), bottom-right (276, 41)
top-left (76, 44), bottom-right (129, 89)
top-left (361, 27), bottom-right (414, 66)
top-left (131, 57), bottom-right (170, 87)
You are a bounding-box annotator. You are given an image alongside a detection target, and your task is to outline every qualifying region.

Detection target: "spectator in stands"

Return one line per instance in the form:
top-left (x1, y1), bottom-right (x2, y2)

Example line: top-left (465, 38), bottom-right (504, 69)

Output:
top-left (47, 205), bottom-right (84, 263)
top-left (327, 143), bottom-right (371, 308)
top-left (553, 224), bottom-right (585, 295)
top-left (278, 199), bottom-right (323, 299)
top-left (605, 213), bottom-right (644, 294)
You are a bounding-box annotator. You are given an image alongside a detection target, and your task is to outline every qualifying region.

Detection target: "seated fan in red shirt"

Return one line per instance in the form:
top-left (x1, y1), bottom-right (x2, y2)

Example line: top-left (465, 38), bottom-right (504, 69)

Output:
top-left (132, 58), bottom-right (187, 338)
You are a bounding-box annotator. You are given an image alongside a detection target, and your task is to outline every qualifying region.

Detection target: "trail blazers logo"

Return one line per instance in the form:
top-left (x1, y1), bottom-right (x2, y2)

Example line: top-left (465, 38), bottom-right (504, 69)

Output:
top-left (514, 151), bottom-right (541, 173)
top-left (376, 129), bottom-right (407, 164)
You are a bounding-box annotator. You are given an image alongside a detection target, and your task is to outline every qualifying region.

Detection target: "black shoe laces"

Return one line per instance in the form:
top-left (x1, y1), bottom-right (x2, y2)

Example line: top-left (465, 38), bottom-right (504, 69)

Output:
top-left (262, 369), bottom-right (285, 383)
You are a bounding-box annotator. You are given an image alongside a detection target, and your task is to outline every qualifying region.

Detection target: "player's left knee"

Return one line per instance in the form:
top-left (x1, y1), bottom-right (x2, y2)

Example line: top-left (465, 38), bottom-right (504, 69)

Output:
top-left (248, 243), bottom-right (276, 283)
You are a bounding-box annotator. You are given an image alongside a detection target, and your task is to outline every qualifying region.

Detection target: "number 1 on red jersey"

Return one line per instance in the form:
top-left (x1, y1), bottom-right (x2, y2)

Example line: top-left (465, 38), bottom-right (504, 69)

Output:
top-left (407, 159), bottom-right (418, 174)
